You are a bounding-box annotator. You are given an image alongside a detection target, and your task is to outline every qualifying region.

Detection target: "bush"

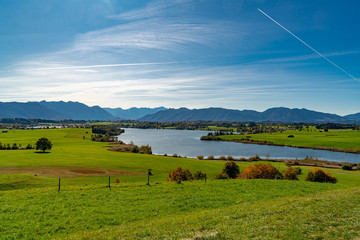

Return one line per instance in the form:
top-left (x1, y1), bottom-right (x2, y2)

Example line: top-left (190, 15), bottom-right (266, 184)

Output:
top-left (197, 155), bottom-right (204, 160)
top-left (219, 156), bottom-right (226, 160)
top-left (284, 161), bottom-right (293, 167)
top-left (357, 163), bottom-right (360, 170)
top-left (222, 160), bottom-right (240, 179)
top-left (240, 164), bottom-right (283, 179)
top-left (214, 172), bottom-right (228, 179)
top-left (139, 145), bottom-right (152, 154)
top-left (113, 178), bottom-right (121, 183)
top-left (227, 156), bottom-right (234, 160)
top-left (341, 164), bottom-right (353, 171)
top-left (283, 167), bottom-right (299, 180)
top-left (131, 145), bottom-right (139, 153)
top-left (239, 157), bottom-right (247, 161)
top-left (193, 171), bottom-right (207, 180)
top-left (207, 155), bottom-right (214, 160)
top-left (293, 167), bottom-right (302, 175)
top-left (305, 168), bottom-right (337, 183)
top-left (248, 154), bottom-right (261, 161)
top-left (167, 167), bottom-right (193, 183)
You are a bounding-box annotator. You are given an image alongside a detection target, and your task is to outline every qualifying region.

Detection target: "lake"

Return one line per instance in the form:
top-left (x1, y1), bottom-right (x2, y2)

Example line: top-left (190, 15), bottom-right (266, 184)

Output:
top-left (118, 128), bottom-right (360, 164)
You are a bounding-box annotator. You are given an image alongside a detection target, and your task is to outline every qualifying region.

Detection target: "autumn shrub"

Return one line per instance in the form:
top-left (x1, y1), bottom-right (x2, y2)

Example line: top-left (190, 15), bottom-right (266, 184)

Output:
top-left (283, 167), bottom-right (298, 180)
top-left (207, 155), bottom-right (214, 160)
top-left (240, 164), bottom-right (283, 179)
top-left (222, 160), bottom-right (240, 179)
top-left (197, 155), bottom-right (204, 160)
top-left (193, 171), bottom-right (207, 180)
top-left (239, 157), bottom-right (247, 161)
top-left (341, 164), bottom-right (353, 171)
top-left (113, 178), bottom-right (121, 183)
top-left (219, 156), bottom-right (226, 160)
top-left (248, 154), bottom-right (261, 161)
top-left (305, 168), bottom-right (337, 183)
top-left (214, 172), bottom-right (228, 179)
top-left (167, 167), bottom-right (193, 183)
top-left (227, 156), bottom-right (234, 160)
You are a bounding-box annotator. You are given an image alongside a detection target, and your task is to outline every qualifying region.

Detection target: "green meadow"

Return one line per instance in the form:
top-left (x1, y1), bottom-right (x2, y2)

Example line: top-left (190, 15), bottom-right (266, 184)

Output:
top-left (0, 128), bottom-right (360, 239)
top-left (220, 128), bottom-right (360, 151)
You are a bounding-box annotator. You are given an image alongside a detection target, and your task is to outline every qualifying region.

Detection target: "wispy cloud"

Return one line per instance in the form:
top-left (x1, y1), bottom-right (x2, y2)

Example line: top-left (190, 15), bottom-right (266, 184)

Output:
top-left (109, 0), bottom-right (193, 21)
top-left (258, 50), bottom-right (360, 64)
top-left (16, 61), bottom-right (191, 71)
top-left (73, 18), bottom-right (241, 54)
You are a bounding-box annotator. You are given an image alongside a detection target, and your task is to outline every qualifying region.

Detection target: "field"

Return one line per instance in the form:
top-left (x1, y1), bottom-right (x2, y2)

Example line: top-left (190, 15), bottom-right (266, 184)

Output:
top-left (0, 128), bottom-right (360, 239)
top-left (220, 128), bottom-right (360, 152)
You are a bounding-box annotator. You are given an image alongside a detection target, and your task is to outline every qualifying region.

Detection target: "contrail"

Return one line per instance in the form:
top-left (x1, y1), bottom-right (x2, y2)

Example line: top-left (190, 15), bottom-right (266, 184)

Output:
top-left (257, 8), bottom-right (360, 84)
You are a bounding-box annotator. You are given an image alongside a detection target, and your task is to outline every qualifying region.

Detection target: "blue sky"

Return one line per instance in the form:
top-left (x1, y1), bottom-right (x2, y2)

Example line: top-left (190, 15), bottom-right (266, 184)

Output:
top-left (0, 0), bottom-right (359, 115)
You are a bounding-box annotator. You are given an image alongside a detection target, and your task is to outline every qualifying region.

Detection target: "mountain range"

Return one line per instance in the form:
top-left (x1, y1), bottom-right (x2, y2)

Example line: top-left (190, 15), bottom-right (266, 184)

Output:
top-left (0, 101), bottom-right (359, 123)
top-left (104, 107), bottom-right (167, 120)
top-left (139, 107), bottom-right (360, 123)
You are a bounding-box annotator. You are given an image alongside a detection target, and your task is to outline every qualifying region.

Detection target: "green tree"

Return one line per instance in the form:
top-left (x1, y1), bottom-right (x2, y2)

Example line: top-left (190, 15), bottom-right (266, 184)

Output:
top-left (222, 160), bottom-right (240, 179)
top-left (35, 137), bottom-right (52, 153)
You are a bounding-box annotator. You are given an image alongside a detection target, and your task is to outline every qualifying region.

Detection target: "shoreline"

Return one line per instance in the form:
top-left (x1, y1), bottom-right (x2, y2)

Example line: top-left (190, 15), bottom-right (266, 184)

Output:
top-left (201, 137), bottom-right (360, 154)
top-left (108, 143), bottom-right (356, 169)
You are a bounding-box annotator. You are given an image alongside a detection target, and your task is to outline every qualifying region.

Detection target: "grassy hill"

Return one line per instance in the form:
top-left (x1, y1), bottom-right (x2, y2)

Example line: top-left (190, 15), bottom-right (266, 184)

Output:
top-left (219, 128), bottom-right (360, 152)
top-left (0, 128), bottom-right (359, 239)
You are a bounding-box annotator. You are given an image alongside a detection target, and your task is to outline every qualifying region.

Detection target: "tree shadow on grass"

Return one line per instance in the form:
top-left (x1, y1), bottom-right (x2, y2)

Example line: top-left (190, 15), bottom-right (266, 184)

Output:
top-left (34, 151), bottom-right (51, 154)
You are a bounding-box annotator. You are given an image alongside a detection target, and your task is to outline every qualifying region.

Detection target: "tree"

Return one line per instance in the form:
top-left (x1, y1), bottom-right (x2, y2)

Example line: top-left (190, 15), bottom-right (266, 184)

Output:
top-left (222, 160), bottom-right (240, 179)
top-left (35, 137), bottom-right (52, 153)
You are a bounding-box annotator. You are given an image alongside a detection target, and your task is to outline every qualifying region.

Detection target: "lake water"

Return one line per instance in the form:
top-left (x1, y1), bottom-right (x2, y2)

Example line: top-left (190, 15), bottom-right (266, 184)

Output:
top-left (118, 128), bottom-right (360, 164)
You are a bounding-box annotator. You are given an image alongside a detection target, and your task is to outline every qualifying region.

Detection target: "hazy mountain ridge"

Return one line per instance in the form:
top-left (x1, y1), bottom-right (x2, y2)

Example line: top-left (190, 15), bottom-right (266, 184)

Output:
top-left (344, 113), bottom-right (360, 120)
top-left (38, 101), bottom-right (114, 121)
top-left (104, 107), bottom-right (167, 120)
top-left (0, 102), bottom-right (66, 120)
top-left (0, 101), bottom-right (166, 121)
top-left (0, 101), bottom-right (113, 121)
top-left (0, 101), bottom-right (359, 123)
top-left (139, 107), bottom-right (355, 123)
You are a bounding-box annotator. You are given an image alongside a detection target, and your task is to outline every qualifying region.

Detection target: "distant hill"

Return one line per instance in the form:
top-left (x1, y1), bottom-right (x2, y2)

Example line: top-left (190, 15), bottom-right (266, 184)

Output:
top-left (139, 107), bottom-right (349, 123)
top-left (0, 101), bottom-right (114, 121)
top-left (38, 101), bottom-right (114, 121)
top-left (104, 107), bottom-right (167, 120)
top-left (262, 107), bottom-right (344, 123)
top-left (0, 102), bottom-right (66, 120)
top-left (344, 113), bottom-right (360, 120)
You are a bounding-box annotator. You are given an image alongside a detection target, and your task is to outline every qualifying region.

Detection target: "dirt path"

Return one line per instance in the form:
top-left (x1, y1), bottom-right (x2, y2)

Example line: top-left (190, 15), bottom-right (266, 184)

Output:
top-left (0, 166), bottom-right (145, 178)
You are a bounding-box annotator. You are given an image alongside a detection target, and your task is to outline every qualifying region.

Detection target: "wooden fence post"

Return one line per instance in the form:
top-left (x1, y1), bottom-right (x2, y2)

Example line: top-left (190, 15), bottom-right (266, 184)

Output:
top-left (108, 176), bottom-right (111, 190)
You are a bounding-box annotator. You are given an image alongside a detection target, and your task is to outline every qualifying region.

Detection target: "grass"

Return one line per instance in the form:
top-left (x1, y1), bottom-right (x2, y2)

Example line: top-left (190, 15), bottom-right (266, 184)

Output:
top-left (0, 180), bottom-right (347, 239)
top-left (0, 128), bottom-right (360, 239)
top-left (220, 129), bottom-right (360, 151)
top-left (69, 186), bottom-right (360, 240)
